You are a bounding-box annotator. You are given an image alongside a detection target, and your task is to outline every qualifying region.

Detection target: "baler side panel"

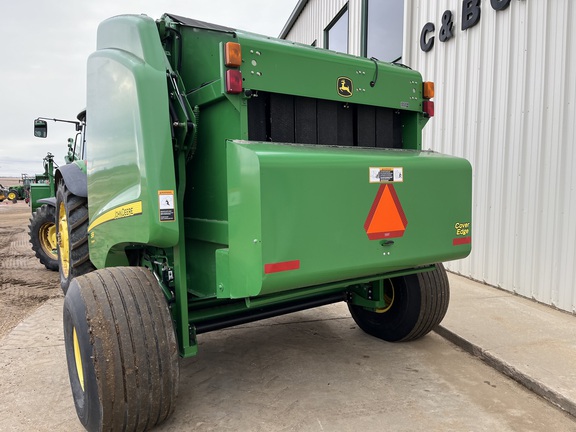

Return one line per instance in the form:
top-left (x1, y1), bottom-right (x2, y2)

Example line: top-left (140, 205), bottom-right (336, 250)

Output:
top-left (184, 95), bottom-right (242, 298)
top-left (86, 15), bottom-right (178, 269)
top-left (176, 26), bottom-right (236, 107)
top-left (171, 26), bottom-right (246, 298)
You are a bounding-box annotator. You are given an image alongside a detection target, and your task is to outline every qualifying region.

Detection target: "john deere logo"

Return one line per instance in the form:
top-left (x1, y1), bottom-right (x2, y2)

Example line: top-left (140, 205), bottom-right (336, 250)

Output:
top-left (337, 77), bottom-right (353, 98)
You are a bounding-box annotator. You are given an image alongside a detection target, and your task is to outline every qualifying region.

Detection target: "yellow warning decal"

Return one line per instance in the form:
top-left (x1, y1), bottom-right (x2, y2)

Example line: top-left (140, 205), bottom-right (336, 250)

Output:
top-left (158, 190), bottom-right (175, 222)
top-left (88, 201), bottom-right (143, 232)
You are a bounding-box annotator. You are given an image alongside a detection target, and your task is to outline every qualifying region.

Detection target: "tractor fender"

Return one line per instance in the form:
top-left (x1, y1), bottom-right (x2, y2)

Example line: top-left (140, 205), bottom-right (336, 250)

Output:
top-left (56, 163), bottom-right (87, 198)
top-left (37, 197), bottom-right (57, 208)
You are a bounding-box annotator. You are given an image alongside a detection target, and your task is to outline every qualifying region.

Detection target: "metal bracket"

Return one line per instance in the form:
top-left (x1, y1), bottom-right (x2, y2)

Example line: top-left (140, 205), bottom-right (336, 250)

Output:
top-left (347, 280), bottom-right (388, 310)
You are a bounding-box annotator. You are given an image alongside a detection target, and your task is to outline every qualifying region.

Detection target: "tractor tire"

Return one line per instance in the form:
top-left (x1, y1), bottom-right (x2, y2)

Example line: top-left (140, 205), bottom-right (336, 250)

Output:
top-left (63, 267), bottom-right (179, 432)
top-left (7, 190), bottom-right (18, 201)
top-left (29, 204), bottom-right (59, 271)
top-left (56, 180), bottom-right (95, 294)
top-left (348, 263), bottom-right (450, 342)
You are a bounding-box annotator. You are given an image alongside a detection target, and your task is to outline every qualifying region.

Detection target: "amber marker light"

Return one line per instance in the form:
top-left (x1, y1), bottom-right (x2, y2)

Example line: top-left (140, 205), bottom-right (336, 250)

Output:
top-left (225, 42), bottom-right (242, 67)
top-left (423, 81), bottom-right (435, 99)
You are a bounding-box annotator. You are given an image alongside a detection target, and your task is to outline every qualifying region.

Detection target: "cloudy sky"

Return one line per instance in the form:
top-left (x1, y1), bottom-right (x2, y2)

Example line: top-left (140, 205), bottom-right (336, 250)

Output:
top-left (0, 0), bottom-right (299, 177)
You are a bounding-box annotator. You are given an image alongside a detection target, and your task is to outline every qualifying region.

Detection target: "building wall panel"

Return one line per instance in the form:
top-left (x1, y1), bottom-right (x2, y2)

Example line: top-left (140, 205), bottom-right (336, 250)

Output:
top-left (405, 0), bottom-right (576, 312)
top-left (284, 0), bottom-right (363, 55)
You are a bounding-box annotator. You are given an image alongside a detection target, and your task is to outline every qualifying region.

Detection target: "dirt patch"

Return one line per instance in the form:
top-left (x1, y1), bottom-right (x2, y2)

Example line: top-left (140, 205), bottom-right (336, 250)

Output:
top-left (0, 201), bottom-right (61, 339)
top-left (0, 177), bottom-right (20, 188)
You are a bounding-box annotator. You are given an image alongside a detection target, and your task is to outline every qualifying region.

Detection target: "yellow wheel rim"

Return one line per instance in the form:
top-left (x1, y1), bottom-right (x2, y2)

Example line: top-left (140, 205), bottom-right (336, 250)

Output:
top-left (58, 202), bottom-right (70, 278)
top-left (39, 222), bottom-right (58, 258)
top-left (8, 191), bottom-right (16, 201)
top-left (375, 280), bottom-right (395, 313)
top-left (72, 327), bottom-right (85, 392)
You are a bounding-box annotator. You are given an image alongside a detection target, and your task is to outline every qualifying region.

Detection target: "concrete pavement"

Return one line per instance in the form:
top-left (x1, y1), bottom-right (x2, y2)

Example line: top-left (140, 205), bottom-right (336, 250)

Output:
top-left (438, 273), bottom-right (576, 417)
top-left (1, 273), bottom-right (575, 431)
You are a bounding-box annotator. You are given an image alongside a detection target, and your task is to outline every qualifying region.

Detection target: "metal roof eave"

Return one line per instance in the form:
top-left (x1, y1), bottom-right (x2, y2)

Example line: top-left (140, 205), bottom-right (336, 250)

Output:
top-left (279, 0), bottom-right (310, 39)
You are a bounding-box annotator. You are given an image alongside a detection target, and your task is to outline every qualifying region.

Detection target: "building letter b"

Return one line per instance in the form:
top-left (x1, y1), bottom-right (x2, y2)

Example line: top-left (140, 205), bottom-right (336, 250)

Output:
top-left (462, 0), bottom-right (481, 31)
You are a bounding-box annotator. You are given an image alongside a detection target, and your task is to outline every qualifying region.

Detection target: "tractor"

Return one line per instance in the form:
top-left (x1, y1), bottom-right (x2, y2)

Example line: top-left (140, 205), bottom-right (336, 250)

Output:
top-left (0, 184), bottom-right (10, 202)
top-left (29, 114), bottom-right (85, 271)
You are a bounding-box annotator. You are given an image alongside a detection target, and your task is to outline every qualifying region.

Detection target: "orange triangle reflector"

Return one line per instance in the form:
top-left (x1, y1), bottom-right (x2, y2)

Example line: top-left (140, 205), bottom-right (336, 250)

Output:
top-left (364, 184), bottom-right (408, 240)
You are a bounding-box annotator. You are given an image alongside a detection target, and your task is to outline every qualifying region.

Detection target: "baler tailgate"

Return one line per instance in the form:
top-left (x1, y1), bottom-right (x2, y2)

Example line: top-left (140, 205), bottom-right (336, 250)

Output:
top-left (221, 140), bottom-right (472, 299)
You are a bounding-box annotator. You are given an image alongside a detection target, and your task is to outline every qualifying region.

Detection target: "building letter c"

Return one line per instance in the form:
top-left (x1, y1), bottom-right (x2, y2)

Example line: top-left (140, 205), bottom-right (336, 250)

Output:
top-left (420, 22), bottom-right (435, 52)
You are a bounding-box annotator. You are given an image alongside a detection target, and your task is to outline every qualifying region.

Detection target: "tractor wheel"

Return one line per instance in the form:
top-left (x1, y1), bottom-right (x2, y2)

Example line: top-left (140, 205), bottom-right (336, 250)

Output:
top-left (7, 190), bottom-right (18, 201)
top-left (29, 204), bottom-right (59, 271)
top-left (63, 267), bottom-right (179, 432)
top-left (56, 180), bottom-right (95, 294)
top-left (348, 263), bottom-right (450, 342)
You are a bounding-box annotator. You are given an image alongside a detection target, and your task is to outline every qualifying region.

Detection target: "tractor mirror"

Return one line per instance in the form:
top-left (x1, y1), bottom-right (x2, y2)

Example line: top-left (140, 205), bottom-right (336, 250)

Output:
top-left (34, 119), bottom-right (48, 138)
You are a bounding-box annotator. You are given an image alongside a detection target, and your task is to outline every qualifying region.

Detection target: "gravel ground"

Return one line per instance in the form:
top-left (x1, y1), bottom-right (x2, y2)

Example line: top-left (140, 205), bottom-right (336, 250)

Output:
top-left (0, 201), bottom-right (61, 339)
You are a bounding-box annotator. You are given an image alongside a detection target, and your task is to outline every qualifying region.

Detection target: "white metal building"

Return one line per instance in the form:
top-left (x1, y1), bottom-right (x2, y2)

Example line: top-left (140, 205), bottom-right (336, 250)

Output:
top-left (281, 0), bottom-right (576, 313)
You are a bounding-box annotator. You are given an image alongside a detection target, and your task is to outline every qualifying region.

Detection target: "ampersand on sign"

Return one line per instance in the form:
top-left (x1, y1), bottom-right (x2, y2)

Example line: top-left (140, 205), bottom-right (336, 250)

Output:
top-left (439, 10), bottom-right (454, 42)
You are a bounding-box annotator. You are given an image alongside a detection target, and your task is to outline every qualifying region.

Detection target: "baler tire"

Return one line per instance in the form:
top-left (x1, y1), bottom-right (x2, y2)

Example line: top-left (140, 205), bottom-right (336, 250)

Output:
top-left (56, 180), bottom-right (95, 294)
top-left (29, 204), bottom-right (59, 271)
top-left (348, 263), bottom-right (450, 342)
top-left (63, 267), bottom-right (179, 432)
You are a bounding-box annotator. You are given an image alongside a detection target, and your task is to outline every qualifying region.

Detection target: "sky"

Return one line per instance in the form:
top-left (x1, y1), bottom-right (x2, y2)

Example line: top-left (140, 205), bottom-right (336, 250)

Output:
top-left (0, 0), bottom-right (299, 177)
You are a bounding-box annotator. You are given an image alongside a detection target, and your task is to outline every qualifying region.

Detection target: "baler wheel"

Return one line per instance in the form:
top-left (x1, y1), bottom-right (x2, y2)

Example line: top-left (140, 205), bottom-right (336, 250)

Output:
top-left (348, 263), bottom-right (449, 342)
top-left (56, 180), bottom-right (94, 293)
top-left (29, 204), bottom-right (59, 271)
top-left (63, 267), bottom-right (179, 432)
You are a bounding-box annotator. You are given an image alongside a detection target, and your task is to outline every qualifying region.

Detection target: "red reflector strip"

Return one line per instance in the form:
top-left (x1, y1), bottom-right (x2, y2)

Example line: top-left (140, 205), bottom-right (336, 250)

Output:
top-left (453, 237), bottom-right (471, 246)
top-left (264, 260), bottom-right (300, 274)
